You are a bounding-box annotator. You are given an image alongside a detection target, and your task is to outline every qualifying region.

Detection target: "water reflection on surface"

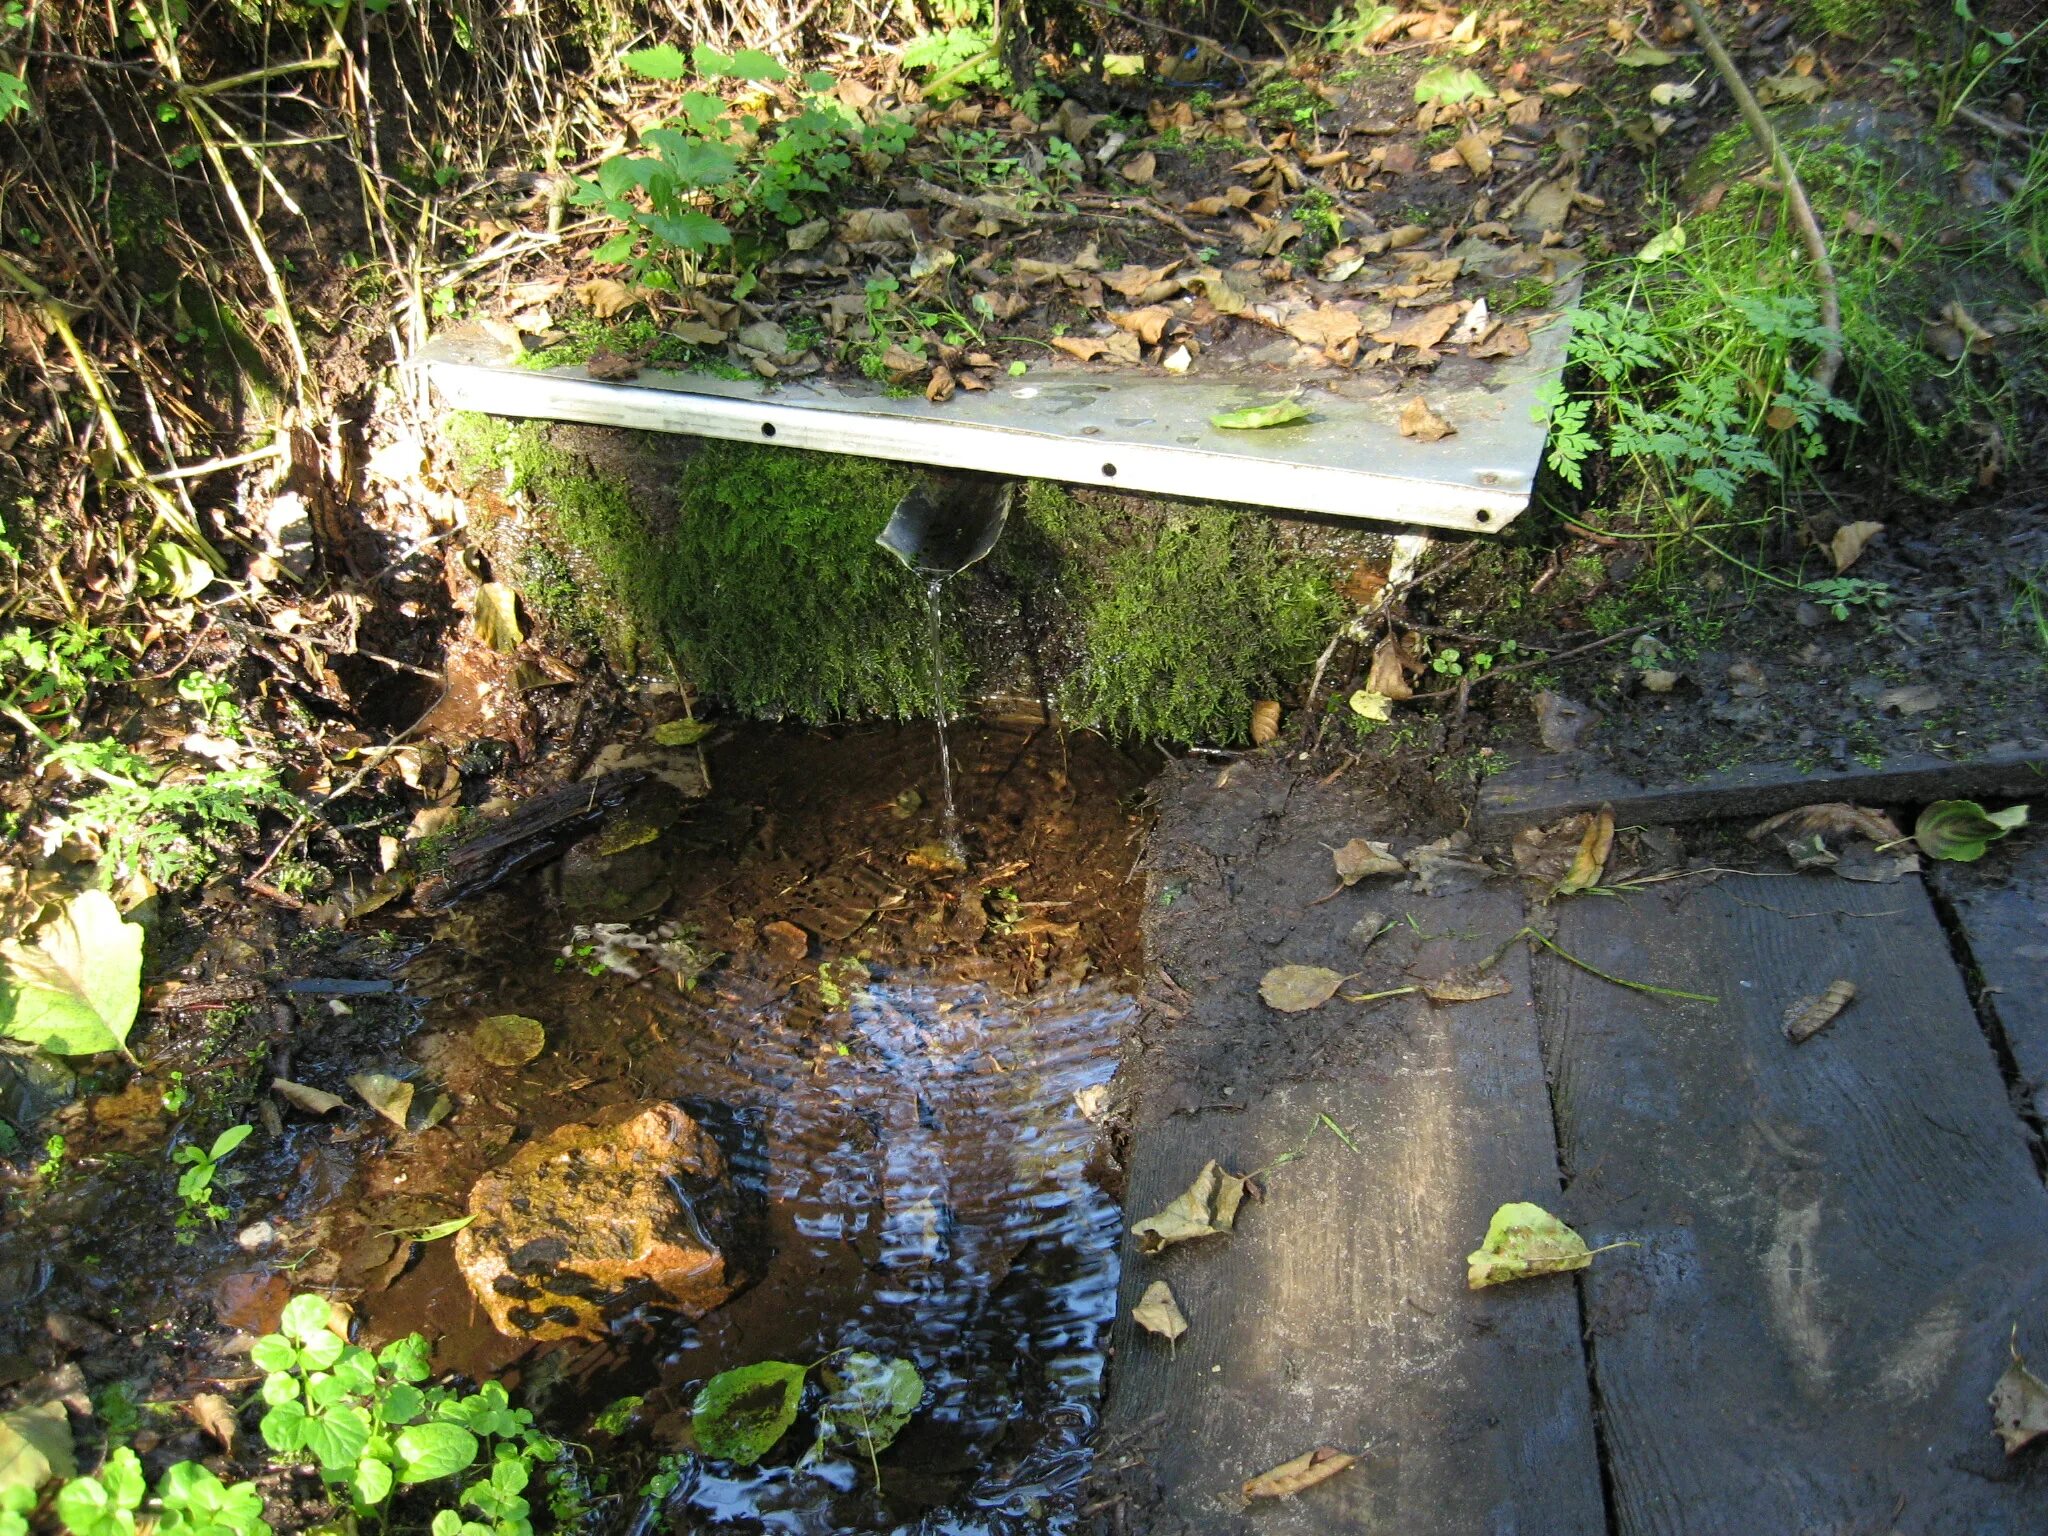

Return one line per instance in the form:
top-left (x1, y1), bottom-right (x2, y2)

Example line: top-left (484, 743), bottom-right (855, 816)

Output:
top-left (656, 975), bottom-right (1133, 1534)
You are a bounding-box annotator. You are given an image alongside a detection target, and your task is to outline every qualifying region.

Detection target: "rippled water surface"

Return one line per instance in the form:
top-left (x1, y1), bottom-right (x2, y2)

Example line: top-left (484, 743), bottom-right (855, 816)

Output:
top-left (349, 720), bottom-right (1153, 1533)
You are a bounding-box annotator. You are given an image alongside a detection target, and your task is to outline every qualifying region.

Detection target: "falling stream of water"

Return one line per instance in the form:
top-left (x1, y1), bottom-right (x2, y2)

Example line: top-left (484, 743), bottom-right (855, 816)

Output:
top-left (924, 576), bottom-right (962, 859)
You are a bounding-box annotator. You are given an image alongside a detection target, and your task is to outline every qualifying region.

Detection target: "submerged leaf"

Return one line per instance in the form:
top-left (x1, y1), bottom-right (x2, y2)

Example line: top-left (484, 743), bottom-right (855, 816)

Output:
top-left (0, 890), bottom-right (144, 1057)
top-left (1260, 965), bottom-right (1346, 1013)
top-left (349, 1072), bottom-right (415, 1131)
top-left (1243, 1446), bottom-right (1356, 1499)
top-left (1210, 400), bottom-right (1311, 431)
top-left (1467, 1201), bottom-right (1594, 1289)
top-left (472, 583), bottom-right (523, 652)
top-left (1132, 1160), bottom-right (1247, 1254)
top-left (472, 1014), bottom-right (546, 1067)
top-left (1133, 1280), bottom-right (1189, 1343)
top-left (652, 718), bottom-right (713, 747)
top-left (1334, 839), bottom-right (1403, 885)
top-left (693, 1361), bottom-right (808, 1466)
top-left (809, 1353), bottom-right (923, 1463)
top-left (272, 1078), bottom-right (347, 1116)
top-left (1915, 801), bottom-right (2028, 862)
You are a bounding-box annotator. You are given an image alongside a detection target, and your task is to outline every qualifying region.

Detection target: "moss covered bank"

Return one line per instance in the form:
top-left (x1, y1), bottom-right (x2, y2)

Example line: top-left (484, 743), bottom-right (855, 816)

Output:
top-left (442, 415), bottom-right (1367, 744)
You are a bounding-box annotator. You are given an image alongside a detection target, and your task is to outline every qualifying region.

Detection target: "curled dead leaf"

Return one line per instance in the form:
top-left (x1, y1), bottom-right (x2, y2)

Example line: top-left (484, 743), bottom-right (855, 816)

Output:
top-left (1111, 305), bottom-right (1174, 346)
top-left (1398, 396), bottom-right (1456, 442)
top-left (1250, 699), bottom-right (1281, 745)
top-left (1830, 520), bottom-right (1883, 573)
top-left (1373, 302), bottom-right (1464, 351)
top-left (1243, 1446), bottom-right (1356, 1500)
top-left (1784, 980), bottom-right (1856, 1044)
top-left (1554, 804), bottom-right (1614, 896)
top-left (1333, 839), bottom-right (1403, 884)
top-left (1132, 1159), bottom-right (1247, 1253)
top-left (1418, 969), bottom-right (1511, 1003)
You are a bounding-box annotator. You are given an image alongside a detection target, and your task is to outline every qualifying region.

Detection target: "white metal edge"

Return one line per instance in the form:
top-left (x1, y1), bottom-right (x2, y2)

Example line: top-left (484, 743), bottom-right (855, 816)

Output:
top-left (427, 360), bottom-right (1527, 533)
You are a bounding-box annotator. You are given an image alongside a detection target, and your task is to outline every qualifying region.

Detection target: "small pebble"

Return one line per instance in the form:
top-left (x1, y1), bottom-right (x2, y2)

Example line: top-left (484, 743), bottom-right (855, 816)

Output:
top-left (1350, 910), bottom-right (1388, 950)
top-left (1641, 669), bottom-right (1679, 693)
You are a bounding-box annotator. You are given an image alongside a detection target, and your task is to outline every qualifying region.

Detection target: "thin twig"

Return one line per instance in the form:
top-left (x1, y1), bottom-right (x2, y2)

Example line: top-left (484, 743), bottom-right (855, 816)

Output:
top-left (1679, 0), bottom-right (1842, 395)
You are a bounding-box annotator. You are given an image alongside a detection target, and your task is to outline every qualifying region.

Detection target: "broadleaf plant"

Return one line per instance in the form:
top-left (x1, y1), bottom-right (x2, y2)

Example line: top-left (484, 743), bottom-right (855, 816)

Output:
top-left (0, 889), bottom-right (143, 1057)
top-left (1914, 800), bottom-right (2029, 862)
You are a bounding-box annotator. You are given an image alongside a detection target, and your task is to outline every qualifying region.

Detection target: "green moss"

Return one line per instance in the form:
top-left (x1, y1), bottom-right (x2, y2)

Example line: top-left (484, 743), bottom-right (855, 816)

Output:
top-left (490, 428), bottom-right (937, 720)
top-left (1017, 484), bottom-right (1341, 744)
top-left (522, 314), bottom-right (752, 379)
top-left (446, 422), bottom-right (1341, 742)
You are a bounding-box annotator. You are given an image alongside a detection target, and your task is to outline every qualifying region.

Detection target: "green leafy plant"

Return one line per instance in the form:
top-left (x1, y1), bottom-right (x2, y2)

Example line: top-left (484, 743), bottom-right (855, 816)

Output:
top-left (574, 48), bottom-right (908, 287)
top-left (900, 27), bottom-right (1004, 102)
top-left (172, 1123), bottom-right (253, 1240)
top-left (38, 739), bottom-right (297, 890)
top-left (57, 1450), bottom-right (269, 1536)
top-left (0, 623), bottom-right (127, 732)
top-left (256, 1295), bottom-right (559, 1533)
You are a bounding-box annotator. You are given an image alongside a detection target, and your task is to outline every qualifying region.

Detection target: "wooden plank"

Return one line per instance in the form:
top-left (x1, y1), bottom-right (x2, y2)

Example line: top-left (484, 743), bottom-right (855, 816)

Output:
top-left (1098, 760), bottom-right (1605, 1534)
top-left (1930, 828), bottom-right (2048, 1122)
top-left (1474, 743), bottom-right (2048, 836)
top-left (1536, 873), bottom-right (2048, 1534)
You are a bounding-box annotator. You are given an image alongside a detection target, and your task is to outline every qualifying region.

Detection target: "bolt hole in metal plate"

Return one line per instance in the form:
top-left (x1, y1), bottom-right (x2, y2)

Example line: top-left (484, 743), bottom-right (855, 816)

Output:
top-left (420, 266), bottom-right (1577, 536)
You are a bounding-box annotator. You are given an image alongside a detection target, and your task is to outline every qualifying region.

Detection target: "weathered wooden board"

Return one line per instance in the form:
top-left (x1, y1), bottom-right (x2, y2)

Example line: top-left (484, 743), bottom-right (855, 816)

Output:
top-left (1536, 872), bottom-right (2048, 1534)
top-left (1474, 743), bottom-right (2048, 837)
top-left (1930, 829), bottom-right (2048, 1124)
top-left (1099, 760), bottom-right (1604, 1534)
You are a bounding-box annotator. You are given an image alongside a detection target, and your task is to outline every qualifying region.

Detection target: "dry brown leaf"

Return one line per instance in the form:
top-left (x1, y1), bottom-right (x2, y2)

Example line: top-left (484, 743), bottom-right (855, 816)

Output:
top-left (1419, 970), bottom-right (1512, 1003)
top-left (1334, 838), bottom-right (1403, 884)
top-left (1184, 186), bottom-right (1255, 217)
top-left (1992, 1341), bottom-right (2048, 1454)
top-left (1398, 396), bottom-right (1456, 442)
top-left (1102, 331), bottom-right (1143, 365)
top-left (1132, 1280), bottom-right (1189, 1342)
top-left (1784, 980), bottom-right (1856, 1043)
top-left (1111, 305), bottom-right (1174, 345)
top-left (1104, 260), bottom-right (1180, 299)
top-left (1132, 1160), bottom-right (1247, 1253)
top-left (1260, 964), bottom-right (1347, 1013)
top-left (1749, 803), bottom-right (1903, 846)
top-left (1284, 306), bottom-right (1363, 351)
top-left (187, 1393), bottom-right (238, 1454)
top-left (571, 278), bottom-right (643, 319)
top-left (1373, 303), bottom-right (1463, 350)
top-left (1250, 698), bottom-right (1281, 744)
top-left (583, 349), bottom-right (641, 381)
top-left (1840, 208), bottom-right (1905, 252)
top-left (1830, 520), bottom-right (1883, 573)
top-left (1121, 150), bottom-right (1157, 184)
top-left (1050, 337), bottom-right (1108, 361)
top-left (1368, 638), bottom-right (1416, 701)
top-left (1554, 805), bottom-right (1615, 895)
top-left (1507, 95), bottom-right (1543, 126)
top-left (1470, 324), bottom-right (1531, 358)
top-left (1243, 1447), bottom-right (1357, 1500)
top-left (926, 364), bottom-right (957, 402)
top-left (1455, 132), bottom-right (1494, 177)
top-left (839, 207), bottom-right (916, 244)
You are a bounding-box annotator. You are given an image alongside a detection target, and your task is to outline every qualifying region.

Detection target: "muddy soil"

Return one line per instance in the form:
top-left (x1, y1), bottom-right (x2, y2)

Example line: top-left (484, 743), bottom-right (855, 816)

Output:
top-left (1411, 486), bottom-right (2048, 791)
